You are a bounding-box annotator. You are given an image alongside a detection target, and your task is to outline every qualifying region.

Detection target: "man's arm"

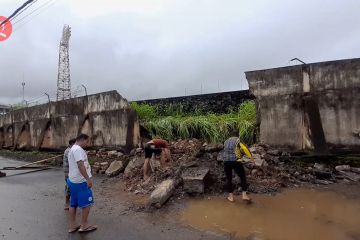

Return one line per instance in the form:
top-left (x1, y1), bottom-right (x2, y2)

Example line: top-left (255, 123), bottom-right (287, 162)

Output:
top-left (77, 161), bottom-right (93, 188)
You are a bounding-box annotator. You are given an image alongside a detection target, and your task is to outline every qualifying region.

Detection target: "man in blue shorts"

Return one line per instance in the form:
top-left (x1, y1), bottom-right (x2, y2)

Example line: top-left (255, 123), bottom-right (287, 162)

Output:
top-left (67, 133), bottom-right (97, 233)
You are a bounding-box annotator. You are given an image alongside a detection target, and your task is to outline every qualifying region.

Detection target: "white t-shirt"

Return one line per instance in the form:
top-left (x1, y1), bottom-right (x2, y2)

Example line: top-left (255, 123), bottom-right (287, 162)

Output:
top-left (68, 144), bottom-right (92, 183)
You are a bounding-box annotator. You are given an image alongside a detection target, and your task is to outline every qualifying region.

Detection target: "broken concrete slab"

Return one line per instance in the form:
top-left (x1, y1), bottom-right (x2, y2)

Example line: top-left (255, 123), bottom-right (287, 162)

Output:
top-left (314, 163), bottom-right (326, 171)
top-left (335, 165), bottom-right (351, 171)
top-left (251, 154), bottom-right (267, 167)
top-left (204, 144), bottom-right (223, 153)
top-left (314, 170), bottom-right (332, 179)
top-left (124, 155), bottom-right (144, 177)
top-left (107, 150), bottom-right (118, 157)
top-left (217, 150), bottom-right (224, 162)
top-left (105, 160), bottom-right (124, 177)
top-left (149, 179), bottom-right (175, 208)
top-left (267, 149), bottom-right (280, 156)
top-left (100, 162), bottom-right (109, 171)
top-left (181, 167), bottom-right (210, 193)
top-left (338, 171), bottom-right (360, 182)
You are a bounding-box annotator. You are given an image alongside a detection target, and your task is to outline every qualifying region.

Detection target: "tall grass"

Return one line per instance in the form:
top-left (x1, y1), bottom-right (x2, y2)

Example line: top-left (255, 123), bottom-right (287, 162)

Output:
top-left (131, 101), bottom-right (257, 144)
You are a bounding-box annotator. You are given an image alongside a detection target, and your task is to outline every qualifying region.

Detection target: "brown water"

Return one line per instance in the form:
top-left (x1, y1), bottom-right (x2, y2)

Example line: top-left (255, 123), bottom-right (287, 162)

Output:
top-left (180, 189), bottom-right (360, 240)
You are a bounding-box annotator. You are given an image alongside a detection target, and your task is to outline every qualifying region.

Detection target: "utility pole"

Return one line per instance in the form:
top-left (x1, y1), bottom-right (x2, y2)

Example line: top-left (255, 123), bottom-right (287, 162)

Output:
top-left (21, 80), bottom-right (25, 105)
top-left (81, 84), bottom-right (87, 96)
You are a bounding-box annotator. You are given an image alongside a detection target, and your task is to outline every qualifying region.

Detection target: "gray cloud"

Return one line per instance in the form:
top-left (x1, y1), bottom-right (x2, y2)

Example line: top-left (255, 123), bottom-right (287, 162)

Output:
top-left (0, 0), bottom-right (359, 105)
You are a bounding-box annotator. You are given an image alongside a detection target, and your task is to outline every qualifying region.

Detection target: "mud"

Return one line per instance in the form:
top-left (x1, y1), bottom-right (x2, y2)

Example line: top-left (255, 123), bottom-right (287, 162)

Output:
top-left (180, 186), bottom-right (360, 240)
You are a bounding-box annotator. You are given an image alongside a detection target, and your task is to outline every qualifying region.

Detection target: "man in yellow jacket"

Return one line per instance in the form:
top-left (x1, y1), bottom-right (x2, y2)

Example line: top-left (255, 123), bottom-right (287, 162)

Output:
top-left (223, 137), bottom-right (253, 202)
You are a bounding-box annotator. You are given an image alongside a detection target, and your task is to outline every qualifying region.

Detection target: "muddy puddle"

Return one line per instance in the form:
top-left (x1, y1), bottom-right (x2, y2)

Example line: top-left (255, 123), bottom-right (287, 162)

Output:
top-left (180, 188), bottom-right (360, 240)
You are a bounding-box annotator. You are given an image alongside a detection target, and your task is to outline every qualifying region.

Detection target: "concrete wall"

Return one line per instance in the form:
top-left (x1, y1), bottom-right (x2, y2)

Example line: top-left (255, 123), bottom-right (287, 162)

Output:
top-left (135, 90), bottom-right (254, 114)
top-left (246, 58), bottom-right (360, 153)
top-left (0, 91), bottom-right (140, 152)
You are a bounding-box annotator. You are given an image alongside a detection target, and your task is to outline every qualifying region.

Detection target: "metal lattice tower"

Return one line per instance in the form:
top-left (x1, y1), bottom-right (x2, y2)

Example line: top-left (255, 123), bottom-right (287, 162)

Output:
top-left (56, 25), bottom-right (71, 101)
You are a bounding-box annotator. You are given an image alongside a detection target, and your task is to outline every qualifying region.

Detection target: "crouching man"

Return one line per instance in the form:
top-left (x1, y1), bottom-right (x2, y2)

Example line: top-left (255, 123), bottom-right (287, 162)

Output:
top-left (143, 138), bottom-right (171, 180)
top-left (67, 133), bottom-right (97, 233)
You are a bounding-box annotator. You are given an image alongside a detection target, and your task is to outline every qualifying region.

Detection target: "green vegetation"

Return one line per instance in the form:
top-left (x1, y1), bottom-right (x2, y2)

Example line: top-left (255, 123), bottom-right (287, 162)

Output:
top-left (130, 101), bottom-right (257, 144)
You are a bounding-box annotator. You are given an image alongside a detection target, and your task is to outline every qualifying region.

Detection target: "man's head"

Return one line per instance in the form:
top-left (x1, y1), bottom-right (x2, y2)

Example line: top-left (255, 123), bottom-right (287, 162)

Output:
top-left (68, 138), bottom-right (76, 147)
top-left (76, 133), bottom-right (90, 148)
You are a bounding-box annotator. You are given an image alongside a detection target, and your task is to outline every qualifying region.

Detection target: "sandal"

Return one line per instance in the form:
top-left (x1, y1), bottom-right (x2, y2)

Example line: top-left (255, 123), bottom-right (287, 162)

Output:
top-left (78, 225), bottom-right (97, 233)
top-left (68, 225), bottom-right (81, 233)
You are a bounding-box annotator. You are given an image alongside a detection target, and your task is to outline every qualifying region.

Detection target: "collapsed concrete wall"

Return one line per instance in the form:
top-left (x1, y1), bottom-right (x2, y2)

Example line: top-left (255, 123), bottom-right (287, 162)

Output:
top-left (0, 91), bottom-right (140, 152)
top-left (246, 58), bottom-right (360, 153)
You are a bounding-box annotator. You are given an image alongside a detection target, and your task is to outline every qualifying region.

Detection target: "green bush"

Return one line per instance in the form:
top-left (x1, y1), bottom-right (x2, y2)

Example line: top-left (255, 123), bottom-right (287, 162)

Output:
top-left (131, 100), bottom-right (257, 144)
top-left (130, 102), bottom-right (157, 120)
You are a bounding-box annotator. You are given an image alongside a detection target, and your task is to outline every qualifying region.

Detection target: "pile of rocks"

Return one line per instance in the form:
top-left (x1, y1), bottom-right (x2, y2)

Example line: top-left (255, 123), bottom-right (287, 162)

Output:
top-left (88, 139), bottom-right (360, 208)
top-left (92, 161), bottom-right (110, 174)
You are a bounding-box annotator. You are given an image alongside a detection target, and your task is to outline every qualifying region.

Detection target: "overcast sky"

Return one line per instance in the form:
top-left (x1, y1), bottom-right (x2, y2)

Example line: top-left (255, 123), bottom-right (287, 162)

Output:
top-left (0, 0), bottom-right (359, 104)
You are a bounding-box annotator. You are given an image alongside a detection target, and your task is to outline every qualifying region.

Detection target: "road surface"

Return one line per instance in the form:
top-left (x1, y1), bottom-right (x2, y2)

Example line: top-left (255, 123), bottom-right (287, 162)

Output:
top-left (0, 157), bottom-right (225, 240)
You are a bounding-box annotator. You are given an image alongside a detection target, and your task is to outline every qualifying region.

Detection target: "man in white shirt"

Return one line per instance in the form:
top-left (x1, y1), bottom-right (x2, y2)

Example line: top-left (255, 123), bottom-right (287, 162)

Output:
top-left (66, 134), bottom-right (97, 233)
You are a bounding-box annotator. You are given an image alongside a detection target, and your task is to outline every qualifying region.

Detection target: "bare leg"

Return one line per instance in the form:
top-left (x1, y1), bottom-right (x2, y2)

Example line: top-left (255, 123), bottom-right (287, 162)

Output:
top-left (224, 162), bottom-right (235, 202)
top-left (64, 195), bottom-right (70, 209)
top-left (68, 207), bottom-right (78, 232)
top-left (80, 206), bottom-right (90, 229)
top-left (227, 193), bottom-right (234, 202)
top-left (233, 162), bottom-right (251, 201)
top-left (79, 206), bottom-right (97, 231)
top-left (242, 191), bottom-right (251, 201)
top-left (143, 158), bottom-right (151, 180)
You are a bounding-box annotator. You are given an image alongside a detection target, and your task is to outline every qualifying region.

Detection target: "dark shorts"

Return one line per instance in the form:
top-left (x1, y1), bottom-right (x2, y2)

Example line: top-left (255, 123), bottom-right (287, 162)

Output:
top-left (67, 179), bottom-right (94, 209)
top-left (144, 144), bottom-right (162, 158)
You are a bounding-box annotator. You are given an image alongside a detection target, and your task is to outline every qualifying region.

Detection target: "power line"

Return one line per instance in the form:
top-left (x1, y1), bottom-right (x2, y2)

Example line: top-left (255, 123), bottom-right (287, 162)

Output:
top-left (13, 0), bottom-right (58, 32)
top-left (12, 0), bottom-right (57, 26)
top-left (1, 0), bottom-right (35, 25)
top-left (2, 0), bottom-right (38, 29)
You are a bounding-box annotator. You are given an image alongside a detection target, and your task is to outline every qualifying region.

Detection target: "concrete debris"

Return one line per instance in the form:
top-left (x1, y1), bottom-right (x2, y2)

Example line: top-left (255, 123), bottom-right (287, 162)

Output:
top-left (82, 138), bottom-right (359, 209)
top-left (107, 150), bottom-right (118, 157)
top-left (92, 162), bottom-right (100, 174)
top-left (314, 170), bottom-right (332, 180)
top-left (267, 149), bottom-right (280, 156)
top-left (124, 156), bottom-right (144, 177)
top-left (335, 165), bottom-right (351, 171)
top-left (149, 179), bottom-right (175, 208)
top-left (216, 150), bottom-right (224, 162)
top-left (337, 171), bottom-right (360, 182)
top-left (204, 144), bottom-right (223, 153)
top-left (105, 160), bottom-right (125, 177)
top-left (314, 163), bottom-right (326, 171)
top-left (182, 167), bottom-right (210, 193)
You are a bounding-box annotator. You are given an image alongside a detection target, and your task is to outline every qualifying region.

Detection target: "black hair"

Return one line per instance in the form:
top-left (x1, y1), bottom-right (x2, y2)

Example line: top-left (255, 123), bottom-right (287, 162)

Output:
top-left (76, 133), bottom-right (89, 141)
top-left (68, 138), bottom-right (76, 145)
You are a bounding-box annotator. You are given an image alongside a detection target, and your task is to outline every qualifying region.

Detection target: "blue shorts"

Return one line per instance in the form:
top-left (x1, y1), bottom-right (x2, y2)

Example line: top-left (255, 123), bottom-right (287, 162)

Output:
top-left (66, 179), bottom-right (94, 209)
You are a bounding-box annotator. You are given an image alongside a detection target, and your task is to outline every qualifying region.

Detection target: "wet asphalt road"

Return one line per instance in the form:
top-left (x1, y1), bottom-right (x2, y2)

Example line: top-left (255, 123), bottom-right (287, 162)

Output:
top-left (0, 157), bottom-right (225, 240)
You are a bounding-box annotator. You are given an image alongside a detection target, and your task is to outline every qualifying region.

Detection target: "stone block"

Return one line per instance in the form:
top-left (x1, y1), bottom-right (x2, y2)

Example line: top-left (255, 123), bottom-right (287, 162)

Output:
top-left (181, 167), bottom-right (210, 193)
top-left (150, 179), bottom-right (175, 208)
top-left (124, 155), bottom-right (144, 177)
top-left (105, 160), bottom-right (124, 177)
